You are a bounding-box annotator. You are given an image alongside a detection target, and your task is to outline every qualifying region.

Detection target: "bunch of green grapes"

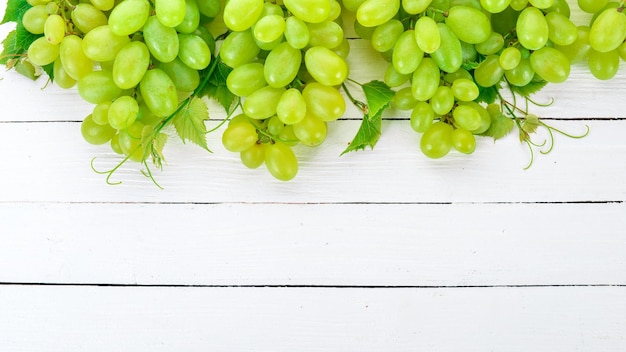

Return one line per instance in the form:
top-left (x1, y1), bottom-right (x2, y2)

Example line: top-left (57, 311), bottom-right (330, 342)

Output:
top-left (347, 0), bottom-right (624, 159)
top-left (21, 0), bottom-right (220, 164)
top-left (218, 0), bottom-right (349, 181)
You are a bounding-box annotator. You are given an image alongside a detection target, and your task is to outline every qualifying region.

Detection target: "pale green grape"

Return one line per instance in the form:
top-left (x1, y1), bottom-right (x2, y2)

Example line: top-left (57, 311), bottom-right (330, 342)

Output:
top-left (393, 87), bottom-right (418, 111)
top-left (264, 42), bottom-right (302, 88)
top-left (589, 8), bottom-right (626, 53)
top-left (451, 128), bottom-right (476, 154)
top-left (59, 35), bottom-right (93, 80)
top-left (143, 16), bottom-right (180, 63)
top-left (284, 16), bottom-right (310, 49)
top-left (139, 69), bottom-right (179, 118)
top-left (178, 34), bottom-right (212, 70)
top-left (78, 70), bottom-right (122, 104)
top-left (292, 113), bottom-right (327, 147)
top-left (240, 143), bottom-right (265, 169)
top-left (82, 25), bottom-right (130, 62)
top-left (431, 23), bottom-right (463, 73)
top-left (545, 12), bottom-right (578, 46)
top-left (118, 121), bottom-right (146, 162)
top-left (356, 0), bottom-right (400, 27)
top-left (278, 125), bottom-right (299, 146)
top-left (52, 58), bottom-right (76, 89)
top-left (464, 101), bottom-right (491, 134)
top-left (22, 5), bottom-right (48, 34)
top-left (226, 62), bottom-right (267, 97)
top-left (332, 38), bottom-right (351, 59)
top-left (284, 0), bottom-right (331, 23)
top-left (445, 5), bottom-right (492, 44)
top-left (371, 19), bottom-right (404, 53)
top-left (27, 36), bottom-right (59, 66)
top-left (555, 26), bottom-right (591, 64)
top-left (546, 0), bottom-right (571, 17)
top-left (430, 86), bottom-right (455, 116)
top-left (92, 101), bottom-right (111, 126)
top-left (81, 114), bottom-right (116, 145)
top-left (44, 14), bottom-right (65, 45)
top-left (528, 0), bottom-right (554, 8)
top-left (578, 0), bottom-right (608, 13)
top-left (89, 0), bottom-right (114, 11)
top-left (264, 142), bottom-right (298, 181)
top-left (475, 32), bottom-right (504, 55)
top-left (516, 7), bottom-right (549, 50)
top-left (420, 121), bottom-right (453, 159)
top-left (198, 0), bottom-right (221, 17)
top-left (277, 88), bottom-right (307, 125)
top-left (619, 42), bottom-right (626, 61)
top-left (504, 57), bottom-right (535, 86)
top-left (451, 78), bottom-right (479, 101)
top-left (411, 57), bottom-right (439, 101)
top-left (220, 30), bottom-right (260, 68)
top-left (480, 0), bottom-right (511, 13)
top-left (393, 30), bottom-right (424, 75)
top-left (222, 121), bottom-right (259, 152)
top-left (243, 86), bottom-right (285, 120)
top-left (108, 96), bottom-right (139, 130)
top-left (307, 20), bottom-right (344, 49)
top-left (443, 68), bottom-right (473, 83)
top-left (384, 64), bottom-right (411, 87)
top-left (343, 0), bottom-right (367, 12)
top-left (108, 0), bottom-right (150, 36)
top-left (159, 58), bottom-right (201, 93)
top-left (254, 15), bottom-right (285, 44)
top-left (414, 16), bottom-right (440, 53)
top-left (304, 46), bottom-right (348, 86)
top-left (267, 115), bottom-right (285, 136)
top-left (223, 0), bottom-right (264, 31)
top-left (499, 47), bottom-right (522, 70)
top-left (155, 0), bottom-right (187, 28)
top-left (403, 0), bottom-right (433, 14)
top-left (110, 133), bottom-right (123, 154)
top-left (529, 47), bottom-right (570, 83)
top-left (113, 41), bottom-right (150, 89)
top-left (176, 0), bottom-right (201, 34)
top-left (588, 48), bottom-right (620, 80)
top-left (302, 82), bottom-right (346, 121)
top-left (410, 101), bottom-right (435, 133)
top-left (474, 55), bottom-right (504, 87)
top-left (510, 0), bottom-right (528, 10)
top-left (71, 4), bottom-right (107, 34)
top-left (453, 104), bottom-right (482, 131)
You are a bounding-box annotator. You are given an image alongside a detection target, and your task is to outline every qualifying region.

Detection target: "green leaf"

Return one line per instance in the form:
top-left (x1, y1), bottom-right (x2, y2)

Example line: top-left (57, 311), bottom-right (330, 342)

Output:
top-left (361, 80), bottom-right (395, 117)
top-left (341, 109), bottom-right (383, 155)
top-left (41, 62), bottom-right (54, 80)
top-left (14, 59), bottom-right (37, 80)
top-left (147, 132), bottom-right (168, 169)
top-left (509, 79), bottom-right (548, 98)
top-left (520, 113), bottom-right (540, 137)
top-left (475, 84), bottom-right (498, 104)
top-left (199, 60), bottom-right (235, 114)
top-left (172, 97), bottom-right (210, 151)
top-left (481, 110), bottom-right (514, 141)
top-left (1, 0), bottom-right (30, 24)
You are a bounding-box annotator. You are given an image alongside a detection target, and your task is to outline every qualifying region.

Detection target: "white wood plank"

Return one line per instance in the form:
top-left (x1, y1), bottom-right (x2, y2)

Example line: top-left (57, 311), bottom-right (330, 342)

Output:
top-left (0, 119), bottom-right (624, 202)
top-left (1, 285), bottom-right (624, 352)
top-left (2, 202), bottom-right (624, 286)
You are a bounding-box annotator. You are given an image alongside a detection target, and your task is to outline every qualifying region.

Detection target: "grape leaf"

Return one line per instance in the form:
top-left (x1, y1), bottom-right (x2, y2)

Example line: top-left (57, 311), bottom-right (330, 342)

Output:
top-left (1, 0), bottom-right (29, 24)
top-left (362, 80), bottom-right (395, 117)
top-left (198, 60), bottom-right (235, 114)
top-left (520, 113), bottom-right (540, 139)
top-left (14, 59), bottom-right (37, 79)
top-left (480, 110), bottom-right (515, 141)
top-left (476, 84), bottom-right (498, 104)
top-left (147, 132), bottom-right (168, 169)
top-left (509, 79), bottom-right (548, 98)
top-left (172, 97), bottom-right (210, 151)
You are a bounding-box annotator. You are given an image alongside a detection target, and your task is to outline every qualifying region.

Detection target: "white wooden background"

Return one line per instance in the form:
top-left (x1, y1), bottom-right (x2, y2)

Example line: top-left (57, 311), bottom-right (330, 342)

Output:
top-left (1, 2), bottom-right (626, 351)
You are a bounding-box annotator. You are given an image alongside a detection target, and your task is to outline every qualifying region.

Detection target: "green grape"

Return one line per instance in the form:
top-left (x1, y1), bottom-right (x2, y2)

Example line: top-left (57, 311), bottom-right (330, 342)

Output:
top-left (264, 42), bottom-right (302, 88)
top-left (22, 5), bottom-right (48, 34)
top-left (491, 4), bottom-right (520, 35)
top-left (223, 0), bottom-right (264, 31)
top-left (546, 0), bottom-right (571, 17)
top-left (475, 32), bottom-right (504, 55)
top-left (44, 14), bottom-right (65, 45)
top-left (304, 46), bottom-right (348, 86)
top-left (414, 16), bottom-right (440, 53)
top-left (480, 0), bottom-right (510, 13)
top-left (451, 128), bottom-right (476, 154)
top-left (371, 19), bottom-right (404, 53)
top-left (284, 0), bottom-right (331, 23)
top-left (410, 101), bottom-right (435, 133)
top-left (545, 12), bottom-right (577, 46)
top-left (59, 35), bottom-right (93, 80)
top-left (226, 62), bottom-right (267, 97)
top-left (528, 0), bottom-right (554, 8)
top-left (139, 69), bottom-right (179, 118)
top-left (178, 34), bottom-right (212, 70)
top-left (403, 0), bottom-right (433, 14)
top-left (384, 64), bottom-right (411, 87)
top-left (276, 88), bottom-right (307, 125)
top-left (108, 96), bottom-right (139, 130)
top-left (473, 54), bottom-right (504, 87)
top-left (356, 0), bottom-right (401, 27)
top-left (240, 143), bottom-right (265, 169)
top-left (89, 0), bottom-right (114, 11)
top-left (220, 30), bottom-right (260, 68)
top-left (27, 36), bottom-right (59, 66)
top-left (268, 115), bottom-right (285, 136)
top-left (254, 15), bottom-right (286, 44)
top-left (452, 103), bottom-right (482, 131)
top-left (393, 30), bottom-right (424, 75)
top-left (445, 5), bottom-right (492, 44)
top-left (343, 0), bottom-right (367, 12)
top-left (619, 42), bottom-right (626, 61)
top-left (461, 40), bottom-right (478, 64)
top-left (176, 0), bottom-right (201, 34)
top-left (198, 0), bottom-right (221, 17)
top-left (137, 101), bottom-right (163, 126)
top-left (277, 125), bottom-right (299, 146)
top-left (193, 26), bottom-right (217, 55)
top-left (588, 48), bottom-right (620, 80)
top-left (143, 16), bottom-right (180, 63)
top-left (254, 33), bottom-right (283, 51)
top-left (159, 58), bottom-right (201, 93)
top-left (82, 25), bottom-right (130, 62)
top-left (504, 57), bottom-right (535, 86)
top-left (155, 0), bottom-right (187, 28)
top-left (45, 2), bottom-right (56, 14)
top-left (78, 70), bottom-right (122, 104)
top-left (113, 41), bottom-right (150, 90)
top-left (393, 87), bottom-right (418, 110)
top-left (307, 20), bottom-right (344, 49)
top-left (71, 4), bottom-right (107, 34)
top-left (108, 0), bottom-right (150, 36)
top-left (589, 8), bottom-right (626, 53)
top-left (110, 133), bottom-right (123, 154)
top-left (292, 113), bottom-right (327, 147)
top-left (302, 82), bottom-right (346, 121)
top-left (243, 86), bottom-right (285, 120)
top-left (464, 101), bottom-right (491, 134)
top-left (430, 86), bottom-right (455, 116)
top-left (260, 2), bottom-right (285, 17)
top-left (333, 38), bottom-right (351, 59)
top-left (529, 47), bottom-right (570, 83)
top-left (431, 23), bottom-right (463, 73)
top-left (329, 0), bottom-right (342, 20)
top-left (92, 101), bottom-right (111, 126)
top-left (222, 121), bottom-right (259, 152)
top-left (578, 0), bottom-right (608, 13)
top-left (285, 16), bottom-right (310, 49)
top-left (420, 121), bottom-right (453, 159)
top-left (499, 47), bottom-right (522, 70)
top-left (411, 57), bottom-right (439, 101)
top-left (443, 68), bottom-right (473, 83)
top-left (52, 58), bottom-right (76, 89)
top-left (353, 18), bottom-right (376, 40)
top-left (516, 6), bottom-right (549, 50)
top-left (264, 142), bottom-right (298, 181)
top-left (451, 78), bottom-right (479, 101)
top-left (81, 114), bottom-right (116, 145)
top-left (118, 121), bottom-right (147, 162)
top-left (555, 26), bottom-right (591, 64)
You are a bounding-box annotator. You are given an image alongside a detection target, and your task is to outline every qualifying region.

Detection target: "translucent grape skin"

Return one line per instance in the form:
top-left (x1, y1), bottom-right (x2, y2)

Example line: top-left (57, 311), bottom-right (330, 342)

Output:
top-left (445, 5), bottom-right (492, 44)
top-left (420, 121), bottom-right (454, 159)
top-left (516, 6), bottom-right (549, 50)
top-left (304, 46), bottom-right (348, 86)
top-left (264, 142), bottom-right (298, 181)
top-left (81, 114), bottom-right (116, 145)
top-left (222, 121), bottom-right (259, 152)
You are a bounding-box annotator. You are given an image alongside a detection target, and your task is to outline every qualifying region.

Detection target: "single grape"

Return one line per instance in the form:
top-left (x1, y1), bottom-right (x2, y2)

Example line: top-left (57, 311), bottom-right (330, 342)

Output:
top-left (451, 78), bottom-right (479, 102)
top-left (356, 0), bottom-right (400, 27)
top-left (420, 121), bottom-right (453, 159)
top-left (307, 20), bottom-right (344, 49)
top-left (504, 58), bottom-right (535, 86)
top-left (430, 86), bottom-right (455, 116)
top-left (22, 5), bottom-right (48, 34)
top-left (77, 70), bottom-right (122, 104)
top-left (284, 16), bottom-right (310, 49)
top-left (159, 58), bottom-right (201, 93)
top-left (499, 47), bottom-right (522, 70)
top-left (71, 4), bottom-right (107, 34)
top-left (475, 32), bottom-right (504, 56)
top-left (414, 16), bottom-right (440, 53)
top-left (82, 25), bottom-right (130, 62)
top-left (52, 58), bottom-right (77, 89)
top-left (264, 42), bottom-right (302, 88)
top-left (176, 0), bottom-right (201, 34)
top-left (82, 114), bottom-right (116, 145)
top-left (44, 14), bottom-right (65, 45)
top-left (89, 0), bottom-right (114, 11)
top-left (264, 142), bottom-right (298, 181)
top-left (143, 16), bottom-right (180, 63)
top-left (108, 96), bottom-right (139, 130)
top-left (304, 46), bottom-right (349, 86)
top-left (411, 57), bottom-right (439, 101)
top-left (92, 102), bottom-right (111, 126)
top-left (431, 23), bottom-right (463, 73)
top-left (240, 143), bottom-right (265, 169)
top-left (588, 48), bottom-right (620, 80)
top-left (473, 55), bottom-right (504, 87)
top-left (198, 0), bottom-right (221, 17)
top-left (178, 34), bottom-right (212, 70)
top-left (371, 19), bottom-right (404, 53)
top-left (445, 5), bottom-right (492, 44)
top-left (243, 86), bottom-right (285, 120)
top-left (113, 41), bottom-right (150, 90)
top-left (292, 113), bottom-right (327, 147)
top-left (220, 30), bottom-right (260, 68)
top-left (222, 121), bottom-right (259, 152)
top-left (254, 15), bottom-right (286, 44)
top-left (155, 0), bottom-right (187, 28)
top-left (384, 64), bottom-right (411, 87)
top-left (393, 87), bottom-right (418, 111)
top-left (410, 101), bottom-right (435, 133)
top-left (139, 69), bottom-right (179, 118)
top-left (451, 128), bottom-right (476, 154)
top-left (276, 88), bottom-right (307, 125)
top-left (403, 0), bottom-right (434, 14)
top-left (480, 0), bottom-right (511, 13)
top-left (108, 0), bottom-right (150, 36)
top-left (516, 7), bottom-right (549, 50)
top-left (226, 62), bottom-right (267, 97)
top-left (578, 0), bottom-right (609, 13)
top-left (589, 8), bottom-right (626, 53)
top-left (529, 47), bottom-right (570, 83)
top-left (392, 30), bottom-right (424, 75)
top-left (302, 82), bottom-right (346, 121)
top-left (284, 0), bottom-right (331, 24)
top-left (545, 12), bottom-right (578, 46)
top-left (528, 0), bottom-right (554, 8)
top-left (453, 104), bottom-right (482, 131)
top-left (59, 35), bottom-right (93, 80)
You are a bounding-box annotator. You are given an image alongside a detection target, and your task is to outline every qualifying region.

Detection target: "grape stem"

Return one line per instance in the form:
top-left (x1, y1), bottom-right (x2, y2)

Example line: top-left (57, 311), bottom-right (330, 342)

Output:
top-left (342, 80), bottom-right (368, 115)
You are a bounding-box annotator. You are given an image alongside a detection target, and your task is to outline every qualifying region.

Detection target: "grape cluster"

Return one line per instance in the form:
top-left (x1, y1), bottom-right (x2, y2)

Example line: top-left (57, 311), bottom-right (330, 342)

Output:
top-left (21, 0), bottom-right (220, 165)
top-left (348, 0), bottom-right (626, 159)
top-left (219, 0), bottom-right (349, 181)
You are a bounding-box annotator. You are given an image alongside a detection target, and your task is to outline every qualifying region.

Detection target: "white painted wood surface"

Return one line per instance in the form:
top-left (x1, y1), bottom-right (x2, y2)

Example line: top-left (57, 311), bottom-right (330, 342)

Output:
top-left (1, 1), bottom-right (626, 351)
